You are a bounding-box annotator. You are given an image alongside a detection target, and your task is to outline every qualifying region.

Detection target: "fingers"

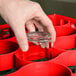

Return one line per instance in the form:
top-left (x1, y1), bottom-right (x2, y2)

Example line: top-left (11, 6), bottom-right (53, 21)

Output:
top-left (33, 20), bottom-right (47, 48)
top-left (26, 20), bottom-right (35, 32)
top-left (33, 20), bottom-right (44, 32)
top-left (26, 20), bottom-right (40, 45)
top-left (34, 7), bottom-right (56, 46)
top-left (11, 23), bottom-right (29, 52)
top-left (45, 42), bottom-right (49, 48)
top-left (40, 43), bottom-right (45, 48)
top-left (33, 20), bottom-right (50, 48)
top-left (48, 26), bottom-right (56, 47)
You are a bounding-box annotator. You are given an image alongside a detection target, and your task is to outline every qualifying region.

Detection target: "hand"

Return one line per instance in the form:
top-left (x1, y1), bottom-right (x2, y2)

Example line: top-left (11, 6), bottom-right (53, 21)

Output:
top-left (0, 0), bottom-right (56, 52)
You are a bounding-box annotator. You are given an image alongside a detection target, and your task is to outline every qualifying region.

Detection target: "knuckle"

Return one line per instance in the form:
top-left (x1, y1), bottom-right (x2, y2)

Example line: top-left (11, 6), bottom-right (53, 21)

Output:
top-left (33, 2), bottom-right (41, 9)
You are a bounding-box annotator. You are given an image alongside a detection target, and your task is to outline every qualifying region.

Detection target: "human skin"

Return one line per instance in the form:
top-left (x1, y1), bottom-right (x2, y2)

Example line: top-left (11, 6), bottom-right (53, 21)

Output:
top-left (0, 0), bottom-right (56, 52)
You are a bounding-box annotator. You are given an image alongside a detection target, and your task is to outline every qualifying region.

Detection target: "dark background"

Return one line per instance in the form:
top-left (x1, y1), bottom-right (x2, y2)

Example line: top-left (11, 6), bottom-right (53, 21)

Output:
top-left (0, 0), bottom-right (76, 24)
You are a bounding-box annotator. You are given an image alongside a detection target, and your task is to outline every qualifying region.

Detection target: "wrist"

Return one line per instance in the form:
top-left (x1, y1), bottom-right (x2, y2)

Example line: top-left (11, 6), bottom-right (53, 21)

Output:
top-left (0, 0), bottom-right (30, 16)
top-left (0, 0), bottom-right (2, 16)
top-left (0, 0), bottom-right (2, 7)
top-left (0, 0), bottom-right (15, 16)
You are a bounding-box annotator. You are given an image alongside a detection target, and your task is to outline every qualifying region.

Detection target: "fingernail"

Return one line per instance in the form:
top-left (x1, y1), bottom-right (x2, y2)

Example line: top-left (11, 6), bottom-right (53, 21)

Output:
top-left (46, 44), bottom-right (49, 48)
top-left (41, 44), bottom-right (45, 48)
top-left (22, 45), bottom-right (29, 52)
top-left (46, 46), bottom-right (49, 49)
top-left (51, 43), bottom-right (54, 47)
top-left (32, 41), bottom-right (39, 45)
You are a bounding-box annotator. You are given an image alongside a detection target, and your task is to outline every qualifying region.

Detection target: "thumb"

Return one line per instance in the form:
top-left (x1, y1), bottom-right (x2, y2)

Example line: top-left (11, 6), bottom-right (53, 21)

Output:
top-left (11, 24), bottom-right (28, 52)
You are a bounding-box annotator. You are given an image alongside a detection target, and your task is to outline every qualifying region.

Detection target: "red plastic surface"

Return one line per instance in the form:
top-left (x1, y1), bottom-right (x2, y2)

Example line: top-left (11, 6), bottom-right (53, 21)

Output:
top-left (15, 44), bottom-right (46, 69)
top-left (48, 14), bottom-right (76, 26)
top-left (54, 24), bottom-right (76, 37)
top-left (0, 40), bottom-right (18, 71)
top-left (54, 34), bottom-right (76, 49)
top-left (5, 62), bottom-right (72, 76)
top-left (0, 14), bottom-right (76, 76)
top-left (50, 51), bottom-right (76, 66)
top-left (0, 24), bottom-right (14, 39)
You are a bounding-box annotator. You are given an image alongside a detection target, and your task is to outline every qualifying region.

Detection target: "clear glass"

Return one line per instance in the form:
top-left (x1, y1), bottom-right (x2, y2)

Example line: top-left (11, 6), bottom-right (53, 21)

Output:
top-left (27, 31), bottom-right (51, 60)
top-left (27, 31), bottom-right (51, 43)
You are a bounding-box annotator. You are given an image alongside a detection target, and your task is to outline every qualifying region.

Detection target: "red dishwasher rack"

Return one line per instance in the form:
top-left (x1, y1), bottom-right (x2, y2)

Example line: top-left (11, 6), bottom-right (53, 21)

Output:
top-left (0, 14), bottom-right (76, 76)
